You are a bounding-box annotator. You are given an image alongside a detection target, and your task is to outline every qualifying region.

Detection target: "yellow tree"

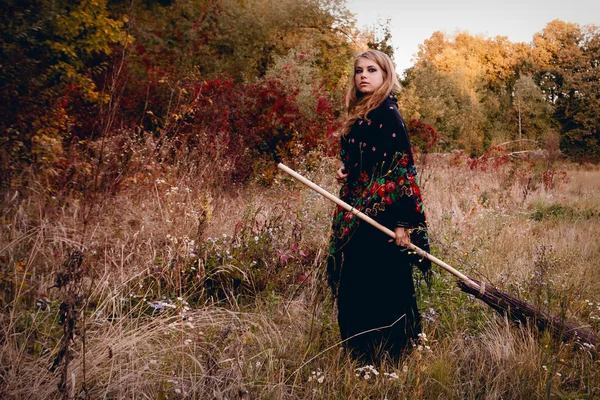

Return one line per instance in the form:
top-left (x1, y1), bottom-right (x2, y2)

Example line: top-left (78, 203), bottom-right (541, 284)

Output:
top-left (407, 30), bottom-right (523, 153)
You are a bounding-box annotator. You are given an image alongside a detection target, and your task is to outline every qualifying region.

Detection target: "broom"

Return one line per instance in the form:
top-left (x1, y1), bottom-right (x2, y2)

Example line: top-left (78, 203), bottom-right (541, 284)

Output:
top-left (277, 163), bottom-right (600, 350)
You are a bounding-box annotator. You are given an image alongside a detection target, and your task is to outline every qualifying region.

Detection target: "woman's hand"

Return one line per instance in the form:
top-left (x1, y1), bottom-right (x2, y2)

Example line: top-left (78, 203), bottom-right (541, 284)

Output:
top-left (336, 166), bottom-right (348, 184)
top-left (389, 227), bottom-right (411, 247)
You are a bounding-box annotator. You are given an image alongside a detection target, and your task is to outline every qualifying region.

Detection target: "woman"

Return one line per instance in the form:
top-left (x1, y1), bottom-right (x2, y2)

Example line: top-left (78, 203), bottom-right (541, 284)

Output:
top-left (328, 49), bottom-right (431, 363)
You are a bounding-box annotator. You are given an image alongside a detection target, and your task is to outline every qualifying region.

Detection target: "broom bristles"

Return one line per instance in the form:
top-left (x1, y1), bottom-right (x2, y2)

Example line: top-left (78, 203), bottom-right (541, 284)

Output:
top-left (458, 277), bottom-right (600, 350)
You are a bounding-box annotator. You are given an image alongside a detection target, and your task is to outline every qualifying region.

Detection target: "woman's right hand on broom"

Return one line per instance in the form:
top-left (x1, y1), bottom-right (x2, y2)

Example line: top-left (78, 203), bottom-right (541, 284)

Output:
top-left (336, 166), bottom-right (348, 184)
top-left (390, 227), bottom-right (411, 247)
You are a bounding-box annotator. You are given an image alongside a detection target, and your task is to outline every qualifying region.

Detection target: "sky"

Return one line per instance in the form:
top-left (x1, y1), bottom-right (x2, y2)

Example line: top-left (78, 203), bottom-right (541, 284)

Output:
top-left (346, 0), bottom-right (600, 74)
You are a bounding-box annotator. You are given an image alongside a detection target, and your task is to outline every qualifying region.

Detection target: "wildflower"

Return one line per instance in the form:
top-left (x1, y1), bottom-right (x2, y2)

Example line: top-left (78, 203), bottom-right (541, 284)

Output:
top-left (308, 370), bottom-right (325, 383)
top-left (383, 371), bottom-right (399, 380)
top-left (355, 365), bottom-right (378, 380)
top-left (147, 301), bottom-right (165, 311)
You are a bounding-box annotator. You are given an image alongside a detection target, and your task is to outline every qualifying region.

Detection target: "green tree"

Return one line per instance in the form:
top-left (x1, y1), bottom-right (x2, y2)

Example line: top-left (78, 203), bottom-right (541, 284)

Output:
top-left (0, 0), bottom-right (129, 179)
top-left (400, 62), bottom-right (484, 154)
top-left (117, 0), bottom-right (355, 126)
top-left (512, 73), bottom-right (552, 143)
top-left (365, 18), bottom-right (395, 60)
top-left (531, 20), bottom-right (600, 161)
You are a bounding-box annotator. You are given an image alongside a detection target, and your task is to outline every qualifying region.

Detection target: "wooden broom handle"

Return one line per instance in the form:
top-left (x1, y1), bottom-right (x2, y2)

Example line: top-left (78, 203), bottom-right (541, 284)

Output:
top-left (277, 163), bottom-right (477, 286)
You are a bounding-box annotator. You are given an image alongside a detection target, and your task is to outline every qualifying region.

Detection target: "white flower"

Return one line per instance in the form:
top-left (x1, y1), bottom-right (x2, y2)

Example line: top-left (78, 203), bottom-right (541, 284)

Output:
top-left (383, 372), bottom-right (399, 379)
top-left (309, 370), bottom-right (325, 383)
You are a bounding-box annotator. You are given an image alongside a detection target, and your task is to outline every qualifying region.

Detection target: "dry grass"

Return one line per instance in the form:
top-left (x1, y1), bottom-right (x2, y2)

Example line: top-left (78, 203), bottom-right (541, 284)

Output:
top-left (1, 155), bottom-right (599, 399)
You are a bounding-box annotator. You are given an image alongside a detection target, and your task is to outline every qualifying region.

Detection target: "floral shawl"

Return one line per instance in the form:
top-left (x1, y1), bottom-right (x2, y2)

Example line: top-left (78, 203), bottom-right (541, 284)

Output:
top-left (328, 94), bottom-right (431, 295)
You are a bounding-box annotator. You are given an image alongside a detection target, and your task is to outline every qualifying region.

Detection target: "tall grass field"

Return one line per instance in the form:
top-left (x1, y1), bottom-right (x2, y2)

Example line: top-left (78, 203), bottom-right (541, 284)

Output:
top-left (1, 152), bottom-right (599, 399)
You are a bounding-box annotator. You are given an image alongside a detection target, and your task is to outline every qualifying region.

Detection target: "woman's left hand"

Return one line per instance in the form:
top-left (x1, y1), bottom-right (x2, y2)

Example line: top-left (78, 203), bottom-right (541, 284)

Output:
top-left (389, 227), bottom-right (411, 247)
top-left (336, 166), bottom-right (348, 184)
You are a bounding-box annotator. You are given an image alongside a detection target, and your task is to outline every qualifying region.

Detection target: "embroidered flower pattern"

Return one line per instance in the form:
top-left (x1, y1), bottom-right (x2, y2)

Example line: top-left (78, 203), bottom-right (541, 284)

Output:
top-left (331, 151), bottom-right (426, 240)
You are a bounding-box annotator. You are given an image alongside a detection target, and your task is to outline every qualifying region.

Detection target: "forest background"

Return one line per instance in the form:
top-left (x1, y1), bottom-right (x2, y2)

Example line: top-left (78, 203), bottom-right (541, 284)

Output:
top-left (1, 0), bottom-right (600, 398)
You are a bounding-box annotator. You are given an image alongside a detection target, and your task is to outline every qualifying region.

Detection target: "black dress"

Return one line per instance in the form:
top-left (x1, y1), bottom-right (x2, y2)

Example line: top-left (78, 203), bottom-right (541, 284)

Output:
top-left (328, 94), bottom-right (431, 363)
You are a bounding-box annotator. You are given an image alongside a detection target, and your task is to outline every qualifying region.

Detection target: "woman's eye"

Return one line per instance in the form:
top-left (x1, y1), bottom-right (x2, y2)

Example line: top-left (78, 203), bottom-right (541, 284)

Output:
top-left (368, 68), bottom-right (377, 73)
top-left (355, 69), bottom-right (362, 74)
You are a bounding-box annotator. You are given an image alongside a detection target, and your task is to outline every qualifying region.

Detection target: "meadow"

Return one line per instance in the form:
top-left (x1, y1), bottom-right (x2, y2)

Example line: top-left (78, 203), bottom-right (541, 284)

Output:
top-left (1, 150), bottom-right (599, 399)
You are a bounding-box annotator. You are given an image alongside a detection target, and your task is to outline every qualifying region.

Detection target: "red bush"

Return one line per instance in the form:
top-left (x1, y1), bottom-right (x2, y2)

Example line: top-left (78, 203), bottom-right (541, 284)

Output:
top-left (407, 119), bottom-right (438, 153)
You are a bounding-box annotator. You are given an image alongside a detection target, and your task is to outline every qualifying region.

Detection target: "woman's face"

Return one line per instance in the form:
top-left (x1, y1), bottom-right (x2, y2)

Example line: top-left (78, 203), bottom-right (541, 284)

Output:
top-left (354, 57), bottom-right (384, 94)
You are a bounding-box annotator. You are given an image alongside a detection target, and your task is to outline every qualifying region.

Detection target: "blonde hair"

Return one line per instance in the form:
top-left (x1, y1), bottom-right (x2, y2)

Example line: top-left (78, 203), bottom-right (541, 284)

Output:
top-left (341, 50), bottom-right (401, 135)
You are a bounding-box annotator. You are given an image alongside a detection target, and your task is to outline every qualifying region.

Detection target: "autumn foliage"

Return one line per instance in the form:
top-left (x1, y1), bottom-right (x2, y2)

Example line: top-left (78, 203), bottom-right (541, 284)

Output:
top-left (1, 1), bottom-right (599, 194)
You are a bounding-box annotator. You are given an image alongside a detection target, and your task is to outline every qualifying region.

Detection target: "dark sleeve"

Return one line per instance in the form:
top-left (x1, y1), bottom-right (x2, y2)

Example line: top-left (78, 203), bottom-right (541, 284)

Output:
top-left (373, 102), bottom-right (427, 230)
top-left (378, 102), bottom-right (432, 275)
